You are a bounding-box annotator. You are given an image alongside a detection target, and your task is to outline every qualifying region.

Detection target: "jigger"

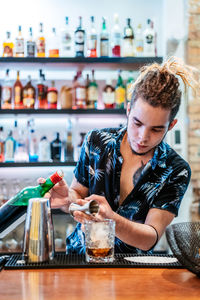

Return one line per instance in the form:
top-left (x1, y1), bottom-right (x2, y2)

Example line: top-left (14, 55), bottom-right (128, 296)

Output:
top-left (23, 198), bottom-right (55, 263)
top-left (69, 200), bottom-right (99, 216)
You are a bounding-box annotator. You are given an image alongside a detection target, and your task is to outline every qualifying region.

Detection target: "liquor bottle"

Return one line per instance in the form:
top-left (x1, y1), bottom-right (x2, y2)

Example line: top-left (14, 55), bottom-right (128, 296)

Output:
top-left (74, 71), bottom-right (87, 109)
top-left (87, 16), bottom-right (97, 57)
top-left (15, 25), bottom-right (24, 57)
top-left (0, 127), bottom-right (5, 162)
top-left (115, 70), bottom-right (126, 109)
top-left (47, 80), bottom-right (58, 109)
top-left (122, 18), bottom-right (135, 57)
top-left (3, 32), bottom-right (14, 57)
top-left (49, 28), bottom-right (59, 57)
top-left (87, 70), bottom-right (98, 108)
top-left (143, 19), bottom-right (156, 57)
top-left (0, 170), bottom-right (64, 239)
top-left (60, 16), bottom-right (73, 57)
top-left (26, 27), bottom-right (36, 57)
top-left (28, 128), bottom-right (38, 162)
top-left (37, 70), bottom-right (47, 109)
top-left (36, 23), bottom-right (46, 57)
top-left (14, 129), bottom-right (29, 162)
top-left (75, 16), bottom-right (85, 57)
top-left (51, 132), bottom-right (62, 162)
top-left (1, 69), bottom-right (12, 109)
top-left (103, 79), bottom-right (115, 109)
top-left (135, 24), bottom-right (144, 56)
top-left (23, 76), bottom-right (36, 108)
top-left (14, 71), bottom-right (23, 109)
top-left (111, 14), bottom-right (121, 57)
top-left (4, 131), bottom-right (16, 163)
top-left (64, 120), bottom-right (74, 161)
top-left (126, 71), bottom-right (134, 106)
top-left (38, 136), bottom-right (51, 162)
top-left (100, 17), bottom-right (109, 57)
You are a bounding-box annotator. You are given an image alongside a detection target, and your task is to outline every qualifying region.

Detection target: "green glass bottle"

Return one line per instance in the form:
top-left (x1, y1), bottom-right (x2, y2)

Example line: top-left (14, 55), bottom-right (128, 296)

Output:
top-left (0, 170), bottom-right (64, 238)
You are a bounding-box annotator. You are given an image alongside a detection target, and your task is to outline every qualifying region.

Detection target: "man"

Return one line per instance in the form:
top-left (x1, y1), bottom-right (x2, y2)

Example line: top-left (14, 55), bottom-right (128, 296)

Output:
top-left (41, 57), bottom-right (195, 254)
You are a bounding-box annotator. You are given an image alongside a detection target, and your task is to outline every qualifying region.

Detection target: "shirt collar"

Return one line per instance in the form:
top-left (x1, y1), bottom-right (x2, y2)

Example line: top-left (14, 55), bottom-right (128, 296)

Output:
top-left (150, 141), bottom-right (168, 170)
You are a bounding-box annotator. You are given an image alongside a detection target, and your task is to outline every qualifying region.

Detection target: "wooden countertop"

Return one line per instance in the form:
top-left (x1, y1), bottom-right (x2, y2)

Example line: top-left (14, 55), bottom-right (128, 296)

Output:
top-left (0, 267), bottom-right (199, 300)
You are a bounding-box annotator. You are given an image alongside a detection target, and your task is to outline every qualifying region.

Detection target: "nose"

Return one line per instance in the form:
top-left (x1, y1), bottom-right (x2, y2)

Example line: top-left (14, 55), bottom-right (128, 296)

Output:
top-left (138, 127), bottom-right (150, 144)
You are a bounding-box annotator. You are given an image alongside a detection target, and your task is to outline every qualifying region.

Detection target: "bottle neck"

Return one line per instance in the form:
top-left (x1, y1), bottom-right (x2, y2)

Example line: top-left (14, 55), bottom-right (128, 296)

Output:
top-left (38, 178), bottom-right (55, 196)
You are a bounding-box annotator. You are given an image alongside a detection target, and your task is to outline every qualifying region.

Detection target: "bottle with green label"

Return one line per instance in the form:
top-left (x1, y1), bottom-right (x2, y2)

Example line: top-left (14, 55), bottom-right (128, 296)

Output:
top-left (0, 170), bottom-right (64, 238)
top-left (115, 70), bottom-right (126, 109)
top-left (126, 71), bottom-right (134, 107)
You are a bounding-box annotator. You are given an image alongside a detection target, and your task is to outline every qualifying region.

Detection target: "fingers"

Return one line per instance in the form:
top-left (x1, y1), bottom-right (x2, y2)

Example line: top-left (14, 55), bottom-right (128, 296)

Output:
top-left (73, 211), bottom-right (95, 223)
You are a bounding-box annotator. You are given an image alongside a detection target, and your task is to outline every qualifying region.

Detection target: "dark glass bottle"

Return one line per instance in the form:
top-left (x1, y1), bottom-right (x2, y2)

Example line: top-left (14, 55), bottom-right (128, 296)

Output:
top-left (51, 132), bottom-right (62, 161)
top-left (75, 16), bottom-right (85, 57)
top-left (0, 170), bottom-right (64, 238)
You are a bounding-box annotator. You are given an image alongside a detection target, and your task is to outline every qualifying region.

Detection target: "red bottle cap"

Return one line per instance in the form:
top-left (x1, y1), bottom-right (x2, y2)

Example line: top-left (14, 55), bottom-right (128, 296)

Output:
top-left (50, 170), bottom-right (64, 184)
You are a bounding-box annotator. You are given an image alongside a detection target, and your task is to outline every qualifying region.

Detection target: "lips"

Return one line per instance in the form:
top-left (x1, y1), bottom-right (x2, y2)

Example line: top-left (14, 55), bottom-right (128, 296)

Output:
top-left (136, 143), bottom-right (148, 150)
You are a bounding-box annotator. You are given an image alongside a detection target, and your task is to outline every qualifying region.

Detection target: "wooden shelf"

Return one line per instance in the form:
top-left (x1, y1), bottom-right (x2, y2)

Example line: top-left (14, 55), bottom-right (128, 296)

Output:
top-left (0, 162), bottom-right (77, 168)
top-left (0, 108), bottom-right (126, 115)
top-left (0, 57), bottom-right (163, 70)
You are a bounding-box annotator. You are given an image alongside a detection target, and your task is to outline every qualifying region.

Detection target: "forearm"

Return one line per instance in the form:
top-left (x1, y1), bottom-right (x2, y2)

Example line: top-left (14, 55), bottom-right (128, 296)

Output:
top-left (112, 212), bottom-right (158, 251)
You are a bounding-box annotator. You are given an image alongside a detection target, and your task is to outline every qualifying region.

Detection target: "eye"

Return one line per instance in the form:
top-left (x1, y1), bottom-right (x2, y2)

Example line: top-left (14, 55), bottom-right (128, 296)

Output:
top-left (134, 121), bottom-right (141, 127)
top-left (152, 128), bottom-right (163, 133)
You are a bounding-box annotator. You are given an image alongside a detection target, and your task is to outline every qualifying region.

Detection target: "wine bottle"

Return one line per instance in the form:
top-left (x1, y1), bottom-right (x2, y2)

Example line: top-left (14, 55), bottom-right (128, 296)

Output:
top-left (0, 170), bottom-right (64, 239)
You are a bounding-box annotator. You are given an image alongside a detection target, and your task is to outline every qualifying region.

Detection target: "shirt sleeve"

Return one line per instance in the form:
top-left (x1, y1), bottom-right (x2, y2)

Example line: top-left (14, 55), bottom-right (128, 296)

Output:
top-left (73, 130), bottom-right (93, 188)
top-left (150, 163), bottom-right (191, 216)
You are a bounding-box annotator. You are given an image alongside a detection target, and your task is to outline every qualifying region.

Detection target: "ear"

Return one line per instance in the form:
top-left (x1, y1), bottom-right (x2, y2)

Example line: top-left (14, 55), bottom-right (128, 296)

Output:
top-left (126, 102), bottom-right (131, 117)
top-left (168, 119), bottom-right (177, 131)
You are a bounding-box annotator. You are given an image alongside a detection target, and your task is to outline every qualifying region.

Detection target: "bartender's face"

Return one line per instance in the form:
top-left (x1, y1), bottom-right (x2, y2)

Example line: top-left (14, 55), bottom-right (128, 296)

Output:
top-left (127, 97), bottom-right (177, 156)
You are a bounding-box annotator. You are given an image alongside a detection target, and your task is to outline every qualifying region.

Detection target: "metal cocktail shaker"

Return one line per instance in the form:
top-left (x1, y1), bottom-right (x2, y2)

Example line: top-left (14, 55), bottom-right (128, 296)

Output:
top-left (23, 198), bottom-right (55, 263)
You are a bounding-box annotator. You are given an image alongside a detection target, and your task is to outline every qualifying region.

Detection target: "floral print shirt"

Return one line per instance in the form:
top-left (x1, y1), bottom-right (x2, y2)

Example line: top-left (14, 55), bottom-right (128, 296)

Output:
top-left (66, 127), bottom-right (191, 254)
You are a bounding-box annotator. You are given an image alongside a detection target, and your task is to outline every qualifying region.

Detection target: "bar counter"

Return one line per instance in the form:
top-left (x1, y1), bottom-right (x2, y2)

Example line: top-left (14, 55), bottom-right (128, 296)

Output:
top-left (0, 267), bottom-right (199, 300)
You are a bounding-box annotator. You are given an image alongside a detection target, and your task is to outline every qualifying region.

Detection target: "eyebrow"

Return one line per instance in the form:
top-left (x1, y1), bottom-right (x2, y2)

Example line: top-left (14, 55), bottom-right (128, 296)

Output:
top-left (133, 117), bottom-right (166, 129)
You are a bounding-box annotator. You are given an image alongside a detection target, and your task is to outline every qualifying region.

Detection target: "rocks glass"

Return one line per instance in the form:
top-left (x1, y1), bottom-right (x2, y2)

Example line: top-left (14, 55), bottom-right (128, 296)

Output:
top-left (84, 219), bottom-right (115, 263)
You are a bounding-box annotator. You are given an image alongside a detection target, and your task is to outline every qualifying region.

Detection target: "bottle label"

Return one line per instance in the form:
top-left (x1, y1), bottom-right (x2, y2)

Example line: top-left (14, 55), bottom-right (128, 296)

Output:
top-left (136, 39), bottom-right (144, 53)
top-left (146, 34), bottom-right (154, 44)
top-left (61, 32), bottom-right (72, 53)
top-left (123, 39), bottom-right (134, 56)
top-left (103, 92), bottom-right (115, 104)
top-left (75, 31), bottom-right (84, 44)
top-left (88, 35), bottom-right (97, 50)
top-left (37, 39), bottom-right (45, 53)
top-left (15, 39), bottom-right (24, 54)
top-left (100, 40), bottom-right (109, 56)
top-left (23, 88), bottom-right (35, 108)
top-left (27, 41), bottom-right (35, 56)
top-left (5, 139), bottom-right (14, 161)
top-left (14, 86), bottom-right (22, 104)
top-left (49, 49), bottom-right (59, 57)
top-left (88, 86), bottom-right (98, 101)
top-left (39, 141), bottom-right (50, 162)
top-left (115, 87), bottom-right (126, 104)
top-left (2, 87), bottom-right (12, 104)
top-left (112, 32), bottom-right (121, 46)
top-left (76, 87), bottom-right (86, 100)
top-left (75, 43), bottom-right (84, 53)
top-left (3, 43), bottom-right (13, 57)
top-left (47, 91), bottom-right (58, 104)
